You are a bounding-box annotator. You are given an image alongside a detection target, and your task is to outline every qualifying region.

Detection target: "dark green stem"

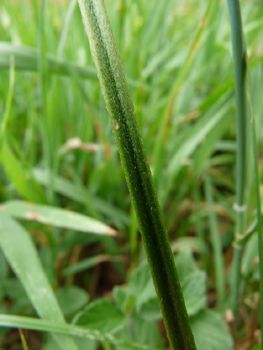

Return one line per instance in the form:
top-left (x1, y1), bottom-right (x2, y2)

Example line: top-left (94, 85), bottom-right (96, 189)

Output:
top-left (78, 1), bottom-right (196, 349)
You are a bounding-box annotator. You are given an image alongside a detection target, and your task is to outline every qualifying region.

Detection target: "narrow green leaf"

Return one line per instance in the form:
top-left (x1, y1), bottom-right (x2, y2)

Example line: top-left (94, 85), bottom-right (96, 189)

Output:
top-left (0, 212), bottom-right (77, 350)
top-left (162, 97), bottom-right (232, 200)
top-left (33, 168), bottom-right (130, 229)
top-left (0, 142), bottom-right (47, 203)
top-left (0, 314), bottom-right (159, 350)
top-left (0, 42), bottom-right (141, 88)
top-left (0, 200), bottom-right (117, 236)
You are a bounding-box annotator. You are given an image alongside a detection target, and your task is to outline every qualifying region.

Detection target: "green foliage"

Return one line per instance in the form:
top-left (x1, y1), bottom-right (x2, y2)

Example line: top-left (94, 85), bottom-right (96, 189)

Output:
top-left (0, 200), bottom-right (117, 236)
top-left (74, 299), bottom-right (126, 332)
top-left (113, 250), bottom-right (233, 350)
top-left (0, 0), bottom-right (263, 348)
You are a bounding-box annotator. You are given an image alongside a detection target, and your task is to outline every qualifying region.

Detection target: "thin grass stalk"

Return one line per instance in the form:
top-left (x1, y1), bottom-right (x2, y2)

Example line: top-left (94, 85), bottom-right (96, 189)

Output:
top-left (57, 0), bottom-right (78, 58)
top-left (38, 0), bottom-right (54, 203)
top-left (249, 92), bottom-right (263, 348)
top-left (0, 56), bottom-right (15, 145)
top-left (77, 1), bottom-right (196, 349)
top-left (19, 329), bottom-right (29, 350)
top-left (0, 314), bottom-right (158, 350)
top-left (204, 174), bottom-right (224, 308)
top-left (227, 0), bottom-right (247, 315)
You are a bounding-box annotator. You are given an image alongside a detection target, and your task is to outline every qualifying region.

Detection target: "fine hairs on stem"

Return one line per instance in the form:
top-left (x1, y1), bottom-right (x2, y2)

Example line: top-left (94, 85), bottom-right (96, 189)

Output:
top-left (78, 1), bottom-right (196, 349)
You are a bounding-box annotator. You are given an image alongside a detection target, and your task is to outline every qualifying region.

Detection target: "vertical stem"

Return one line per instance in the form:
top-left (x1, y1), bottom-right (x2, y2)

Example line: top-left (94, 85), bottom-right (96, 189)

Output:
top-left (78, 1), bottom-right (197, 349)
top-left (250, 94), bottom-right (263, 348)
top-left (204, 174), bottom-right (224, 308)
top-left (227, 0), bottom-right (247, 315)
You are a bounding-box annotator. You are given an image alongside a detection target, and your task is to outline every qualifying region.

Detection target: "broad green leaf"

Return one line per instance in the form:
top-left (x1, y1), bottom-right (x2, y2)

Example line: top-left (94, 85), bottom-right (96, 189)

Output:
top-left (139, 298), bottom-right (162, 321)
top-left (0, 200), bottom-right (117, 236)
top-left (190, 310), bottom-right (233, 350)
top-left (171, 237), bottom-right (209, 256)
top-left (2, 278), bottom-right (30, 315)
top-left (174, 248), bottom-right (196, 283)
top-left (73, 299), bottom-right (126, 333)
top-left (0, 314), bottom-right (159, 350)
top-left (0, 212), bottom-right (77, 350)
top-left (127, 260), bottom-right (152, 296)
top-left (56, 286), bottom-right (89, 319)
top-left (181, 270), bottom-right (206, 316)
top-left (0, 250), bottom-right (8, 280)
top-left (132, 313), bottom-right (164, 349)
top-left (125, 250), bottom-right (207, 320)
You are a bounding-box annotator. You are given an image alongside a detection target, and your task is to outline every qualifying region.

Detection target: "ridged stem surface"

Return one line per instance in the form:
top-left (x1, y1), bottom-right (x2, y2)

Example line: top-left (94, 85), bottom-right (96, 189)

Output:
top-left (78, 1), bottom-right (197, 349)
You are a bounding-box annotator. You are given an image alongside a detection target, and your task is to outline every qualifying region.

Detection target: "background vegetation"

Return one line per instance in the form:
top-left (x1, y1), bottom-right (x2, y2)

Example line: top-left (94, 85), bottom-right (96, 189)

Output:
top-left (0, 0), bottom-right (263, 349)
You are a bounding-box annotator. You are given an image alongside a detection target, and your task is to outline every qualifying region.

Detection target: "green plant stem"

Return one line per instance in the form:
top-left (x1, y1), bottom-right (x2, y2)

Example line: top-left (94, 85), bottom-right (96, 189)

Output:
top-left (227, 0), bottom-right (247, 315)
top-left (0, 56), bottom-right (15, 145)
top-left (204, 174), bottom-right (224, 308)
top-left (249, 92), bottom-right (263, 349)
top-left (77, 1), bottom-right (196, 349)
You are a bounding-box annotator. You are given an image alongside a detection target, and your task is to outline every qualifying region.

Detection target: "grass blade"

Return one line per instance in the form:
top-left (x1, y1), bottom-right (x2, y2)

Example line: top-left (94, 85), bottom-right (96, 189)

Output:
top-left (204, 174), bottom-right (224, 308)
top-left (32, 167), bottom-right (130, 229)
top-left (0, 314), bottom-right (160, 350)
top-left (0, 42), bottom-right (141, 88)
top-left (0, 142), bottom-right (47, 203)
top-left (0, 212), bottom-right (78, 350)
top-left (0, 200), bottom-right (117, 236)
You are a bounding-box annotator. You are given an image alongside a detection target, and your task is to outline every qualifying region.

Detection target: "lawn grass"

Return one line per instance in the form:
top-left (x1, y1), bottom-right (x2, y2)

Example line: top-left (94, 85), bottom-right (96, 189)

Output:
top-left (0, 0), bottom-right (263, 349)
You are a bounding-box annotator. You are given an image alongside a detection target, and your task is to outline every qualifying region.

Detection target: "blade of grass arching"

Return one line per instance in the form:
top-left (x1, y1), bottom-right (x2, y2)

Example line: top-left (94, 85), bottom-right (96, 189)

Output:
top-left (227, 0), bottom-right (248, 315)
top-left (32, 168), bottom-right (130, 229)
top-left (0, 200), bottom-right (118, 236)
top-left (0, 56), bottom-right (15, 144)
top-left (152, 0), bottom-right (215, 187)
top-left (194, 108), bottom-right (233, 175)
top-left (77, 2), bottom-right (196, 349)
top-left (0, 141), bottom-right (47, 203)
top-left (0, 213), bottom-right (78, 350)
top-left (63, 254), bottom-right (122, 277)
top-left (0, 43), bottom-right (143, 89)
top-left (0, 42), bottom-right (97, 78)
top-left (162, 95), bottom-right (232, 203)
top-left (0, 314), bottom-right (160, 350)
top-left (204, 174), bottom-right (225, 308)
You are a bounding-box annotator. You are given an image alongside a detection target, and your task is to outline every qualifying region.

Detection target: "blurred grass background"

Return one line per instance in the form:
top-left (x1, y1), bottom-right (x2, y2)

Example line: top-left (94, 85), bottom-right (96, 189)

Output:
top-left (1, 0), bottom-right (263, 349)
